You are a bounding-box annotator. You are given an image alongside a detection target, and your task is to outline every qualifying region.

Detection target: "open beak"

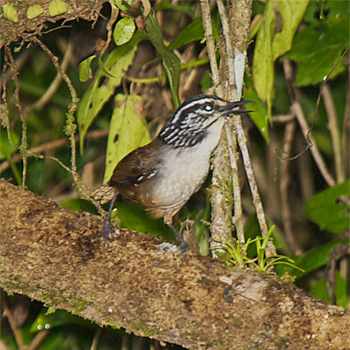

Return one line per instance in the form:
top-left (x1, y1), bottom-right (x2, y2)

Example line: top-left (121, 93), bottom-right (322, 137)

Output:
top-left (220, 100), bottom-right (254, 116)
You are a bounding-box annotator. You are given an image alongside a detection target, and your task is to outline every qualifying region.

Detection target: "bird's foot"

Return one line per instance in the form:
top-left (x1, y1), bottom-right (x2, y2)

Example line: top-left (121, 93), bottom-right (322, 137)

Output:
top-left (167, 223), bottom-right (188, 253)
top-left (101, 218), bottom-right (112, 247)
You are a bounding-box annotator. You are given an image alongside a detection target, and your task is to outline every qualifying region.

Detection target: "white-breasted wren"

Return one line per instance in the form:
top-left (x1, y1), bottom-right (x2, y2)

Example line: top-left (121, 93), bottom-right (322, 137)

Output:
top-left (93, 94), bottom-right (250, 250)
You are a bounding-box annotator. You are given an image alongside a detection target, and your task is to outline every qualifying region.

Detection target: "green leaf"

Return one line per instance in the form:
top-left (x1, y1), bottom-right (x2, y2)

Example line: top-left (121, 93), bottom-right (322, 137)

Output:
top-left (77, 31), bottom-right (144, 154)
top-left (244, 76), bottom-right (269, 142)
top-left (285, 16), bottom-right (349, 86)
top-left (2, 2), bottom-right (18, 22)
top-left (252, 0), bottom-right (275, 118)
top-left (168, 17), bottom-right (204, 51)
top-left (310, 271), bottom-right (348, 308)
top-left (277, 239), bottom-right (350, 279)
top-left (26, 4), bottom-right (44, 19)
top-left (113, 17), bottom-right (136, 46)
top-left (304, 180), bottom-right (350, 234)
top-left (114, 202), bottom-right (174, 240)
top-left (272, 0), bottom-right (309, 60)
top-left (114, 0), bottom-right (132, 12)
top-left (79, 55), bottom-right (96, 82)
top-left (309, 278), bottom-right (330, 304)
top-left (59, 198), bottom-right (98, 214)
top-left (103, 94), bottom-right (151, 183)
top-left (145, 12), bottom-right (181, 108)
top-left (30, 309), bottom-right (90, 333)
top-left (48, 0), bottom-right (67, 17)
top-left (0, 128), bottom-right (18, 159)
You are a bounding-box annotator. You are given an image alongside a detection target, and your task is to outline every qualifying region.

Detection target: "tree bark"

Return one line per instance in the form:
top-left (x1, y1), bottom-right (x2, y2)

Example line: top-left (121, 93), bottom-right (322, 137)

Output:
top-left (1, 179), bottom-right (349, 350)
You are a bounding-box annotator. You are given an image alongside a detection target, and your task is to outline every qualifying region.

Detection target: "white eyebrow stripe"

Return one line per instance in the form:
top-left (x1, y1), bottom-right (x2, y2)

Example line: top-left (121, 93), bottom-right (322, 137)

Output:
top-left (171, 98), bottom-right (216, 123)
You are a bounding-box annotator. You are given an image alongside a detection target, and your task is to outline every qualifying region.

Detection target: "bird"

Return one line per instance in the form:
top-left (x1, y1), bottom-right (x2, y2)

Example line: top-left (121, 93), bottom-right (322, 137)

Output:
top-left (93, 94), bottom-right (250, 250)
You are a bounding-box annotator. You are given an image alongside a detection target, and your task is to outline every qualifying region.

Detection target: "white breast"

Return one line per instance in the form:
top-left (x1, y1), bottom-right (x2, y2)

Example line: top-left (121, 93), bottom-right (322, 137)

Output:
top-left (151, 118), bottom-right (225, 206)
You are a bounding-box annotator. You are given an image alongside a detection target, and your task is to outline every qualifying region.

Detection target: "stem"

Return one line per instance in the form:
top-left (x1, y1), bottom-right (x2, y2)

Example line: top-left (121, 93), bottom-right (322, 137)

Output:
top-left (322, 84), bottom-right (345, 184)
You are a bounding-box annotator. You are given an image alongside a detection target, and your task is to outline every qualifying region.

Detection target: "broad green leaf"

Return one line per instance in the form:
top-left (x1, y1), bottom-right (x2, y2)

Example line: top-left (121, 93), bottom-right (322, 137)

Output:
top-left (48, 0), bottom-right (67, 17)
top-left (26, 4), bottom-right (44, 19)
top-left (2, 3), bottom-right (18, 22)
top-left (272, 0), bottom-right (309, 60)
top-left (79, 55), bottom-right (96, 82)
top-left (252, 0), bottom-right (275, 118)
top-left (77, 31), bottom-right (144, 154)
top-left (277, 239), bottom-right (350, 279)
top-left (113, 17), bottom-right (136, 46)
top-left (244, 76), bottom-right (269, 142)
top-left (168, 17), bottom-right (204, 51)
top-left (103, 94), bottom-right (151, 183)
top-left (285, 19), bottom-right (349, 86)
top-left (0, 128), bottom-right (18, 159)
top-left (304, 180), bottom-right (350, 234)
top-left (145, 12), bottom-right (180, 108)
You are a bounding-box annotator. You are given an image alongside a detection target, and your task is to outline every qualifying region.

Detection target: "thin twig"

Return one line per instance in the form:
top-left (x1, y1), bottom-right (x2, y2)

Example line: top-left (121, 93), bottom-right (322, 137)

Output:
top-left (30, 37), bottom-right (86, 192)
top-left (2, 299), bottom-right (25, 350)
top-left (217, 0), bottom-right (235, 92)
top-left (27, 330), bottom-right (50, 350)
top-left (5, 47), bottom-right (28, 188)
top-left (225, 118), bottom-right (244, 243)
top-left (0, 129), bottom-right (108, 173)
top-left (321, 84), bottom-right (345, 183)
top-left (292, 102), bottom-right (336, 187)
top-left (235, 116), bottom-right (276, 257)
top-left (281, 59), bottom-right (336, 187)
top-left (27, 42), bottom-right (74, 112)
top-left (280, 119), bottom-right (303, 256)
top-left (200, 0), bottom-right (220, 89)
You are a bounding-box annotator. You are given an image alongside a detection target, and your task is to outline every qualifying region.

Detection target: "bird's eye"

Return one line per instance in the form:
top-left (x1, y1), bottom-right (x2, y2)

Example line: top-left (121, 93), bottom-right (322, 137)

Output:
top-left (204, 103), bottom-right (213, 111)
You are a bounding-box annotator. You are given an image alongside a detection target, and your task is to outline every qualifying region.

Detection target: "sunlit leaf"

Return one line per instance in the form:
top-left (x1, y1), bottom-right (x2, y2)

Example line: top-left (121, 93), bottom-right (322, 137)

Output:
top-left (272, 0), bottom-right (309, 60)
top-left (48, 0), bottom-right (67, 17)
top-left (79, 55), bottom-right (96, 82)
top-left (77, 32), bottom-right (145, 154)
top-left (113, 17), bottom-right (136, 46)
top-left (103, 94), bottom-right (151, 183)
top-left (26, 4), bottom-right (44, 19)
top-left (145, 12), bottom-right (180, 108)
top-left (2, 3), bottom-right (18, 22)
top-left (304, 180), bottom-right (350, 234)
top-left (114, 0), bottom-right (132, 12)
top-left (252, 0), bottom-right (275, 118)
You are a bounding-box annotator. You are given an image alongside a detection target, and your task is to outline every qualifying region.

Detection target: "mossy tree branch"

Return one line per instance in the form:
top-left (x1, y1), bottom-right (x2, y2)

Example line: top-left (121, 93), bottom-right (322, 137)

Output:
top-left (1, 180), bottom-right (349, 350)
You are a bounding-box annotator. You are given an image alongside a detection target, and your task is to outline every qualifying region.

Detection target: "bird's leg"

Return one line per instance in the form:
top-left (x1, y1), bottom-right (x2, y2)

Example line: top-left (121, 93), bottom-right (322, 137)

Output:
top-left (102, 189), bottom-right (118, 247)
top-left (167, 222), bottom-right (188, 253)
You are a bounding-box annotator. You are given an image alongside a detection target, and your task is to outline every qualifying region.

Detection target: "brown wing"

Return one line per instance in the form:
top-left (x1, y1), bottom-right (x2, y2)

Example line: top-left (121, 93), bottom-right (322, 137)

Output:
top-left (108, 139), bottom-right (161, 189)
